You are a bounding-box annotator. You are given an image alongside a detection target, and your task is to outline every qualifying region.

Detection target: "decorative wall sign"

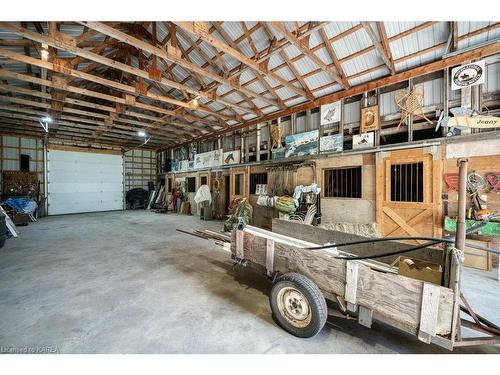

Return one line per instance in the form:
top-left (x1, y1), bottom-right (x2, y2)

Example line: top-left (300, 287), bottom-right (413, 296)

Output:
top-left (223, 150), bottom-right (240, 165)
top-left (284, 130), bottom-right (319, 158)
top-left (451, 60), bottom-right (485, 91)
top-left (179, 160), bottom-right (190, 172)
top-left (352, 132), bottom-right (374, 150)
top-left (361, 105), bottom-right (379, 133)
top-left (320, 133), bottom-right (343, 153)
top-left (194, 149), bottom-right (223, 169)
top-left (320, 101), bottom-right (341, 125)
top-left (270, 123), bottom-right (283, 149)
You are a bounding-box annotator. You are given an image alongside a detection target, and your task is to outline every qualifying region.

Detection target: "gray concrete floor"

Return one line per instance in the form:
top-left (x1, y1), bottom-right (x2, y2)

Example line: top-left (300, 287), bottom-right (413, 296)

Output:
top-left (0, 210), bottom-right (498, 354)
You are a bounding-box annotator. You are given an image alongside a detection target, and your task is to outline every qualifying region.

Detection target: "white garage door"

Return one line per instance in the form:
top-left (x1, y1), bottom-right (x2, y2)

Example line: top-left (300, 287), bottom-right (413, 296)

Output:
top-left (48, 149), bottom-right (124, 215)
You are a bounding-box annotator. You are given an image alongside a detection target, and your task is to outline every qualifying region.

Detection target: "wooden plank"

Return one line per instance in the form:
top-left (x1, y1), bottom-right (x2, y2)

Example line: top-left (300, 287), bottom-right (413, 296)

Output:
top-left (358, 305), bottom-right (373, 328)
top-left (418, 282), bottom-right (441, 343)
top-left (265, 238), bottom-right (275, 276)
top-left (236, 229), bottom-right (244, 259)
top-left (345, 261), bottom-right (359, 305)
top-left (382, 206), bottom-right (426, 242)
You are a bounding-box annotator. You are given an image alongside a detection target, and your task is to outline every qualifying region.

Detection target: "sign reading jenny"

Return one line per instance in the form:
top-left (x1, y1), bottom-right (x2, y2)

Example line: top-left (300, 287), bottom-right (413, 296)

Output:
top-left (320, 101), bottom-right (341, 125)
top-left (285, 130), bottom-right (319, 158)
top-left (194, 149), bottom-right (223, 169)
top-left (451, 60), bottom-right (485, 91)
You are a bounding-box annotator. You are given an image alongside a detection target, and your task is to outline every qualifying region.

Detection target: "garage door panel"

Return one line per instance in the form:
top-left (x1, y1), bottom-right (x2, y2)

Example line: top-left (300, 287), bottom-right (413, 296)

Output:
top-left (48, 150), bottom-right (124, 215)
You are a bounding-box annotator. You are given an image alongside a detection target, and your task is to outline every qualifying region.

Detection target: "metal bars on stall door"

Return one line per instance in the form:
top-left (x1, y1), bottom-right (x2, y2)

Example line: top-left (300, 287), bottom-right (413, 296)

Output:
top-left (390, 162), bottom-right (423, 202)
top-left (324, 167), bottom-right (361, 198)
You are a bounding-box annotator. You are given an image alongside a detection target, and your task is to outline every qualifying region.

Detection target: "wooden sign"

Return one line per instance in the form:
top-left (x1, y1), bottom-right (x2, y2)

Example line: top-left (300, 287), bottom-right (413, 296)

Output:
top-left (361, 105), bottom-right (379, 133)
top-left (451, 60), bottom-right (485, 91)
top-left (448, 115), bottom-right (500, 129)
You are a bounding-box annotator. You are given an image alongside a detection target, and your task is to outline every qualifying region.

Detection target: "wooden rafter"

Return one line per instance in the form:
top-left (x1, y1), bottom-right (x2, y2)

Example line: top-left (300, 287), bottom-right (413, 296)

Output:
top-left (317, 27), bottom-right (350, 89)
top-left (175, 21), bottom-right (309, 101)
top-left (361, 22), bottom-right (395, 75)
top-left (269, 21), bottom-right (345, 88)
top-left (78, 21), bottom-right (280, 108)
top-left (376, 22), bottom-right (396, 75)
top-left (0, 22), bottom-right (255, 118)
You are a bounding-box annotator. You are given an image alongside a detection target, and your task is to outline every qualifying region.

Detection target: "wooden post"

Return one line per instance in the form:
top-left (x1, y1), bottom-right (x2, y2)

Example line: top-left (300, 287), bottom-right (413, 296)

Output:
top-left (340, 99), bottom-right (345, 149)
top-left (407, 79), bottom-right (414, 142)
top-left (442, 68), bottom-right (449, 137)
top-left (256, 124), bottom-right (261, 162)
top-left (455, 158), bottom-right (468, 253)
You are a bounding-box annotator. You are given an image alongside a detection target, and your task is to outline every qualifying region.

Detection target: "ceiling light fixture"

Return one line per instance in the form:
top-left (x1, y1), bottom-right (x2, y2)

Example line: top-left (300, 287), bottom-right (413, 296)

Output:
top-left (137, 130), bottom-right (146, 137)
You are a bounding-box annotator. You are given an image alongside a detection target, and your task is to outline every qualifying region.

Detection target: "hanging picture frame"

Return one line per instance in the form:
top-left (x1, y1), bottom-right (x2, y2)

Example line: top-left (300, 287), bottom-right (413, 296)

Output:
top-left (320, 101), bottom-right (341, 125)
top-left (361, 105), bottom-right (380, 133)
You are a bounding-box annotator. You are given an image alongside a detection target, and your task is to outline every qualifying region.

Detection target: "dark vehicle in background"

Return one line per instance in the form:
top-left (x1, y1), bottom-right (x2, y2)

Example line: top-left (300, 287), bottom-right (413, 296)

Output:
top-left (0, 210), bottom-right (6, 248)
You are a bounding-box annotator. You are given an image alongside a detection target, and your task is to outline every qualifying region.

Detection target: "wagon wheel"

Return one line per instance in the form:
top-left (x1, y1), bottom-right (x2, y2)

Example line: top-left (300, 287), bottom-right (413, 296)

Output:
top-left (270, 273), bottom-right (327, 338)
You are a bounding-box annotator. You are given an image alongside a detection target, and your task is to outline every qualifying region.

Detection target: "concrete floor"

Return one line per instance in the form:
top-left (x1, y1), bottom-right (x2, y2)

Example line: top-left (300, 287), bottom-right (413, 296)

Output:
top-left (0, 210), bottom-right (498, 354)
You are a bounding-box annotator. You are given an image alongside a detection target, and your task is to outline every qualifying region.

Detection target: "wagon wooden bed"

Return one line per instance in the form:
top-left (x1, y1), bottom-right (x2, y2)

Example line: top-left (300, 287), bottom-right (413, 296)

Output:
top-left (228, 219), bottom-right (500, 350)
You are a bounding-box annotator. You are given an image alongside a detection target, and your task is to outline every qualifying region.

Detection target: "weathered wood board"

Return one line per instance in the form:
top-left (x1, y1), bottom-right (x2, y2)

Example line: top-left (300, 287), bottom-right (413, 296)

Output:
top-left (231, 227), bottom-right (454, 337)
top-left (272, 219), bottom-right (445, 265)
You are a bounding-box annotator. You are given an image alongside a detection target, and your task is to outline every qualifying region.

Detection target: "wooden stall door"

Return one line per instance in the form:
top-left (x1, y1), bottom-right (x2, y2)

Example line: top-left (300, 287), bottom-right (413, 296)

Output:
top-left (376, 147), bottom-right (443, 240)
top-left (229, 166), bottom-right (249, 202)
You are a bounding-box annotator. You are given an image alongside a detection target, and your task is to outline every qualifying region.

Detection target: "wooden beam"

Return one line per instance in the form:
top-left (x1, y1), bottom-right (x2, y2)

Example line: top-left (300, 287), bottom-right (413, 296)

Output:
top-left (362, 22), bottom-right (395, 75)
top-left (0, 47), bottom-right (225, 119)
top-left (0, 22), bottom-right (255, 117)
top-left (0, 68), bottom-right (213, 136)
top-left (376, 22), bottom-right (396, 75)
top-left (269, 22), bottom-right (345, 88)
top-left (78, 21), bottom-right (279, 108)
top-left (279, 49), bottom-right (314, 100)
top-left (317, 26), bottom-right (351, 89)
top-left (176, 21), bottom-right (309, 100)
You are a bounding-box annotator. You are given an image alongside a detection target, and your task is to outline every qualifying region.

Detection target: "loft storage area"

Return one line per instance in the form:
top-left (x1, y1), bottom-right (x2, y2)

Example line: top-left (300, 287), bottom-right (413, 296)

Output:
top-left (0, 5), bottom-right (499, 364)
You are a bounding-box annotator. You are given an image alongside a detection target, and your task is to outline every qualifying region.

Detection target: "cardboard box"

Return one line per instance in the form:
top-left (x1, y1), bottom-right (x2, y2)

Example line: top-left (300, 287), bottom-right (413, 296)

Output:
top-left (395, 256), bottom-right (443, 285)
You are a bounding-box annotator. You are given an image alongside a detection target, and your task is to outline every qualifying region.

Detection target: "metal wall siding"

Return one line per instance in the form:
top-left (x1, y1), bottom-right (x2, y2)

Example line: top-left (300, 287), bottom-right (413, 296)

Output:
top-left (313, 85), bottom-right (341, 98)
top-left (285, 97), bottom-right (308, 107)
top-left (308, 30), bottom-right (324, 49)
top-left (485, 62), bottom-right (500, 93)
top-left (293, 55), bottom-right (320, 75)
top-left (332, 29), bottom-right (373, 59)
top-left (322, 22), bottom-right (359, 40)
top-left (221, 22), bottom-right (244, 41)
top-left (341, 50), bottom-right (383, 77)
top-left (245, 80), bottom-right (268, 95)
top-left (384, 22), bottom-right (418, 38)
top-left (380, 90), bottom-right (398, 116)
top-left (344, 100), bottom-right (361, 124)
top-left (250, 27), bottom-right (272, 53)
top-left (304, 71), bottom-right (334, 90)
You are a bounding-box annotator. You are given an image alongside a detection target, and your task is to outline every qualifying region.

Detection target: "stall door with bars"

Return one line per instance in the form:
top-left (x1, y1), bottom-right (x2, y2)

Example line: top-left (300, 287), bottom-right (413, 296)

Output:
top-left (375, 147), bottom-right (443, 240)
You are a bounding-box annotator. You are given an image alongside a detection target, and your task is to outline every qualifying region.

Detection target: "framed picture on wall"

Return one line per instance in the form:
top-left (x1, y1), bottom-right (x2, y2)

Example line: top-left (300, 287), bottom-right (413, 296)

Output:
top-left (352, 132), bottom-right (375, 150)
top-left (320, 101), bottom-right (341, 125)
top-left (361, 105), bottom-right (379, 133)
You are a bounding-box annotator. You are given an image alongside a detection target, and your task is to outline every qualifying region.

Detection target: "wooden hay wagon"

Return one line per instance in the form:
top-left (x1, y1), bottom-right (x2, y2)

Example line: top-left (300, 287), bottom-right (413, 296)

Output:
top-left (229, 219), bottom-right (500, 350)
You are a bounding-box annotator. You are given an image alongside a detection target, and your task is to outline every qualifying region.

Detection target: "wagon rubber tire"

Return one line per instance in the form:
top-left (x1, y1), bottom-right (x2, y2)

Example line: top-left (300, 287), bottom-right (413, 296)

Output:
top-left (270, 272), bottom-right (327, 338)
